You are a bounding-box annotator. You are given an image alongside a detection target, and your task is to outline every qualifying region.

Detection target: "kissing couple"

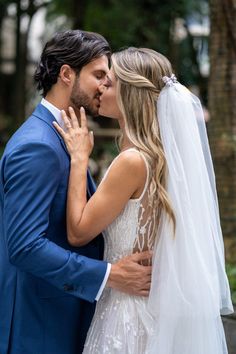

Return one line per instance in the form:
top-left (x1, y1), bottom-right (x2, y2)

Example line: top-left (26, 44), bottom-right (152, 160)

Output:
top-left (0, 30), bottom-right (233, 354)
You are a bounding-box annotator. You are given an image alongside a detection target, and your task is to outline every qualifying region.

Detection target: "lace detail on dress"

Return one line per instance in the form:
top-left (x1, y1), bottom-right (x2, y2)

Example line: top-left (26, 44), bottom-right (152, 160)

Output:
top-left (83, 148), bottom-right (157, 354)
top-left (131, 150), bottom-right (158, 265)
top-left (132, 183), bottom-right (158, 265)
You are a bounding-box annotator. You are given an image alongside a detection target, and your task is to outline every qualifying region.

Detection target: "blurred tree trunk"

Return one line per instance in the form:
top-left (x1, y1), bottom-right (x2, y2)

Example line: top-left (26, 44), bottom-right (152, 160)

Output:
top-left (208, 0), bottom-right (236, 262)
top-left (13, 1), bottom-right (48, 128)
top-left (0, 2), bottom-right (7, 69)
top-left (0, 1), bottom-right (8, 114)
top-left (13, 0), bottom-right (25, 127)
top-left (71, 0), bottom-right (86, 29)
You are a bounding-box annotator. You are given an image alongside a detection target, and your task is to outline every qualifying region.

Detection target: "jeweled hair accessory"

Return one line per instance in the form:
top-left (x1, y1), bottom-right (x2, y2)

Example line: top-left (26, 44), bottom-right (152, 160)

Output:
top-left (162, 74), bottom-right (178, 86)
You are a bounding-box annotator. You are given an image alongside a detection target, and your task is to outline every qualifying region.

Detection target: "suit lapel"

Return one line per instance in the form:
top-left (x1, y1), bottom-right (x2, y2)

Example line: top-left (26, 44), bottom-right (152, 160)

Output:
top-left (32, 103), bottom-right (69, 156)
top-left (32, 103), bottom-right (97, 198)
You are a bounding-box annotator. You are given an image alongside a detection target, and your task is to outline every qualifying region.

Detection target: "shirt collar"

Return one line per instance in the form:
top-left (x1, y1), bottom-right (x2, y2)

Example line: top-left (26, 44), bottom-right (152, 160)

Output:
top-left (41, 98), bottom-right (65, 128)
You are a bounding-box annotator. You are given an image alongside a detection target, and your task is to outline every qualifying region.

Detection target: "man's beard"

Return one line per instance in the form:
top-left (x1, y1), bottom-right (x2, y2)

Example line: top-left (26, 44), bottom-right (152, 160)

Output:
top-left (70, 79), bottom-right (100, 117)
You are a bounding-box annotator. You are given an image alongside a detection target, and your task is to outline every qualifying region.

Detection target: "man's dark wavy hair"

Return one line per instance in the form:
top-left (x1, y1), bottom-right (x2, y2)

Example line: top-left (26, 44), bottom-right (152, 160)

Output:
top-left (34, 30), bottom-right (111, 97)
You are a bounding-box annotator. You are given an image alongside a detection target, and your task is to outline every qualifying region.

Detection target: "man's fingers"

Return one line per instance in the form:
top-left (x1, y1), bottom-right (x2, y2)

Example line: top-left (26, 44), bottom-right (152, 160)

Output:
top-left (68, 106), bottom-right (79, 128)
top-left (139, 290), bottom-right (149, 297)
top-left (142, 266), bottom-right (152, 275)
top-left (131, 250), bottom-right (153, 262)
top-left (80, 106), bottom-right (88, 128)
top-left (108, 252), bottom-right (153, 296)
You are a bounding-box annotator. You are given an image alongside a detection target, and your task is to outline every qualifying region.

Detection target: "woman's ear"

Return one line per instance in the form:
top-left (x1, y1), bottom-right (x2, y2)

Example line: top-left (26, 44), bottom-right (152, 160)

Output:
top-left (59, 64), bottom-right (76, 86)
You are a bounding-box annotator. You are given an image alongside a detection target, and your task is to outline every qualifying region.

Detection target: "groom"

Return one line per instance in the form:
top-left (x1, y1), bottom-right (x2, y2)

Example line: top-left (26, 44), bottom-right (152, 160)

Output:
top-left (0, 30), bottom-right (152, 354)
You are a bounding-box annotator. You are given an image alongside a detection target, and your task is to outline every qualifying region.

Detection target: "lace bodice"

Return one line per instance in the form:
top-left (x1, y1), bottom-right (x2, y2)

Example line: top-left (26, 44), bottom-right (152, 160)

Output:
top-left (102, 148), bottom-right (157, 264)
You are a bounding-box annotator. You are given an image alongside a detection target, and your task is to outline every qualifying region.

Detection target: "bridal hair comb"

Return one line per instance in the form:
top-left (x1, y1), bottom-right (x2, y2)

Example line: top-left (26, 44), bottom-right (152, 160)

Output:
top-left (162, 74), bottom-right (178, 87)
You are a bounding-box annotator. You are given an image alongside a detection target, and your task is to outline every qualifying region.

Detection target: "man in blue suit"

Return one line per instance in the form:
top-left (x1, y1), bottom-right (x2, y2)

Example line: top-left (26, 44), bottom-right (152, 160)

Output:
top-left (0, 30), bottom-right (152, 354)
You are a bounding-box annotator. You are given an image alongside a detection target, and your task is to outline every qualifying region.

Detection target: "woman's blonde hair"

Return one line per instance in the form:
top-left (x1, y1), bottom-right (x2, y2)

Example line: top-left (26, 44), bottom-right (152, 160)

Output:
top-left (112, 47), bottom-right (175, 230)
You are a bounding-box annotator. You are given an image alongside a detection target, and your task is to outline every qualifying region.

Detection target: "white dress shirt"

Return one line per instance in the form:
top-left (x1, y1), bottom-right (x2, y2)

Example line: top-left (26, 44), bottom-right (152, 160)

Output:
top-left (41, 98), bottom-right (111, 301)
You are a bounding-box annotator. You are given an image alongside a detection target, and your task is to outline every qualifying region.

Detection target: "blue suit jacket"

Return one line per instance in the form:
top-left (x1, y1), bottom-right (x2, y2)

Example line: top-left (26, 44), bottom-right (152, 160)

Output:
top-left (0, 104), bottom-right (107, 354)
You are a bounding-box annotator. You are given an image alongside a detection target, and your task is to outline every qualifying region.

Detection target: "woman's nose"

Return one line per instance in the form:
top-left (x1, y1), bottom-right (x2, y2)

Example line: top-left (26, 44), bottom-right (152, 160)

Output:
top-left (98, 84), bottom-right (106, 94)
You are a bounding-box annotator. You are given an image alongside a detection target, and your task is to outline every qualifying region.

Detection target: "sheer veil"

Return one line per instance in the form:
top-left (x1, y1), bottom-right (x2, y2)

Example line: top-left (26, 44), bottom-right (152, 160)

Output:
top-left (147, 76), bottom-right (234, 354)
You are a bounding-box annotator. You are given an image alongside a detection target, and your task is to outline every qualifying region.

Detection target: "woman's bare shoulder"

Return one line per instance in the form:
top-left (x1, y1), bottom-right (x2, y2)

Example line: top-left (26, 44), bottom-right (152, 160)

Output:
top-left (105, 149), bottom-right (147, 184)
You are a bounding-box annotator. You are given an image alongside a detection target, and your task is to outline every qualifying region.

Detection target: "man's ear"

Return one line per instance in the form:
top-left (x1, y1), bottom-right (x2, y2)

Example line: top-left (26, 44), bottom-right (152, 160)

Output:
top-left (59, 64), bottom-right (76, 86)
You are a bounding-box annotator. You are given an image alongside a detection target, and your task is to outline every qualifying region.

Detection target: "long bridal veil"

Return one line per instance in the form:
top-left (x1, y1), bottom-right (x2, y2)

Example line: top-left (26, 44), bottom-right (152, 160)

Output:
top-left (147, 79), bottom-right (233, 354)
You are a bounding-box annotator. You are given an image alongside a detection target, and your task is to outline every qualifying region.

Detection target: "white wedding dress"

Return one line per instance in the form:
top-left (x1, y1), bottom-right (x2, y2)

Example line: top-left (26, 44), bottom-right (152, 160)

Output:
top-left (83, 148), bottom-right (156, 354)
top-left (83, 81), bottom-right (233, 354)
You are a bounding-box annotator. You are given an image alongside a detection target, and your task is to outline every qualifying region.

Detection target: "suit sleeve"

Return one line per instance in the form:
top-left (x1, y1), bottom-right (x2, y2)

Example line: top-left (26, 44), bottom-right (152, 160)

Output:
top-left (2, 142), bottom-right (107, 302)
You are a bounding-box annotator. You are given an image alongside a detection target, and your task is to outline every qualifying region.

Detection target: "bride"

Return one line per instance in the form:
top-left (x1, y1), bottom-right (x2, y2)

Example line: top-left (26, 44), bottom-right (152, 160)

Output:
top-left (54, 47), bottom-right (233, 354)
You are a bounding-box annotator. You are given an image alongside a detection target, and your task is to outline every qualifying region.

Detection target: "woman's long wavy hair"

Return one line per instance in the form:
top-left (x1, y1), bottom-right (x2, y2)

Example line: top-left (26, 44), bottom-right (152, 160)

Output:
top-left (112, 47), bottom-right (176, 230)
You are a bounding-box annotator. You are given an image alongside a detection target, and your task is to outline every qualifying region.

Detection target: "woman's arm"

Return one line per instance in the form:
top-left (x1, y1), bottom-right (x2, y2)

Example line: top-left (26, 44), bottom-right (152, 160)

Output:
top-left (53, 107), bottom-right (147, 247)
